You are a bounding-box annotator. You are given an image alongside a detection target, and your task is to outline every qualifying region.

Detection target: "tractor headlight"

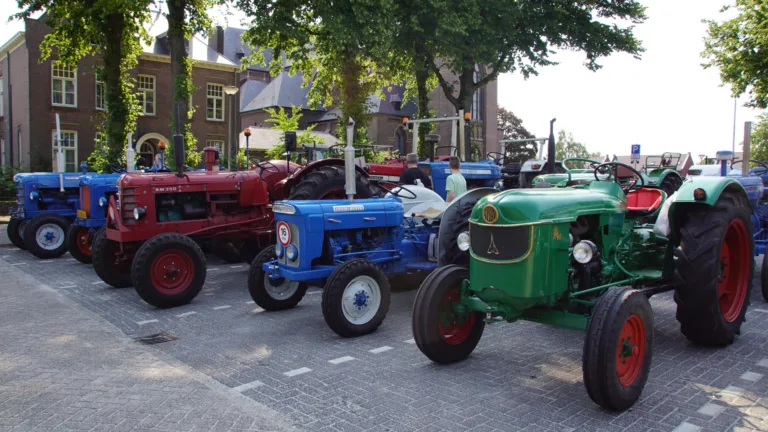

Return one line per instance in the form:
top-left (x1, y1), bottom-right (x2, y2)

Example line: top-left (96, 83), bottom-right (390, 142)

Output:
top-left (573, 240), bottom-right (598, 264)
top-left (457, 231), bottom-right (470, 251)
top-left (133, 207), bottom-right (146, 220)
top-left (276, 243), bottom-right (284, 258)
top-left (29, 191), bottom-right (38, 200)
top-left (99, 197), bottom-right (107, 207)
top-left (273, 203), bottom-right (296, 214)
top-left (286, 244), bottom-right (298, 261)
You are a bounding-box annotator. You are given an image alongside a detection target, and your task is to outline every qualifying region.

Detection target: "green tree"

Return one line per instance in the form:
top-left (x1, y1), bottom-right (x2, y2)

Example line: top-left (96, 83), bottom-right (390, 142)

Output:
top-left (703, 1), bottom-right (768, 108)
top-left (556, 130), bottom-right (600, 168)
top-left (15, 0), bottom-right (153, 170)
top-left (498, 107), bottom-right (535, 162)
top-left (263, 107), bottom-right (324, 161)
top-left (750, 112), bottom-right (768, 163)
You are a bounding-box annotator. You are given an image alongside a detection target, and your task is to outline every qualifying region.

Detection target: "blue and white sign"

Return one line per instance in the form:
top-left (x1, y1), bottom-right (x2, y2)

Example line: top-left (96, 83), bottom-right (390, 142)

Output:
top-left (630, 144), bottom-right (641, 162)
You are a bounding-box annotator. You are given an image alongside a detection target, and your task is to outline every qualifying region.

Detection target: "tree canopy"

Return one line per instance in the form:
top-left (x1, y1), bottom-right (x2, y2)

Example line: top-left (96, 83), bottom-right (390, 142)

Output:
top-left (556, 130), bottom-right (601, 168)
top-left (749, 112), bottom-right (768, 163)
top-left (498, 106), bottom-right (536, 162)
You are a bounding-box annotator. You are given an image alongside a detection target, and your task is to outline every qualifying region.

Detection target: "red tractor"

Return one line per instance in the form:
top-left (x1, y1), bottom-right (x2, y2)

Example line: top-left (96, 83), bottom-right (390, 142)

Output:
top-left (93, 131), bottom-right (377, 309)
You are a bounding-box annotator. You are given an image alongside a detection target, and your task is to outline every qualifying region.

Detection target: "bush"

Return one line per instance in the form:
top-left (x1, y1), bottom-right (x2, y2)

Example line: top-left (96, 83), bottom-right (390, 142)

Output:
top-left (0, 167), bottom-right (20, 200)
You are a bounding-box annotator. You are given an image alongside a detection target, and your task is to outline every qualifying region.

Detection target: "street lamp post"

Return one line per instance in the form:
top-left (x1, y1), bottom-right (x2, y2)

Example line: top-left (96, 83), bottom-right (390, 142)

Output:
top-left (223, 85), bottom-right (240, 170)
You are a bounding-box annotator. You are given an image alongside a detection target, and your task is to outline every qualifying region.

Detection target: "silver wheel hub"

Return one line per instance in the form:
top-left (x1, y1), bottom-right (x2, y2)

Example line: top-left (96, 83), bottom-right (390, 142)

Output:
top-left (35, 223), bottom-right (65, 250)
top-left (264, 273), bottom-right (299, 300)
top-left (341, 275), bottom-right (381, 325)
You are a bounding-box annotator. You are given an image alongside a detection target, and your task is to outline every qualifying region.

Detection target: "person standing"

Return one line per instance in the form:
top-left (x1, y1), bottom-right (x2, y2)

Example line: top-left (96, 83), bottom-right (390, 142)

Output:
top-left (398, 153), bottom-right (432, 189)
top-left (445, 156), bottom-right (467, 202)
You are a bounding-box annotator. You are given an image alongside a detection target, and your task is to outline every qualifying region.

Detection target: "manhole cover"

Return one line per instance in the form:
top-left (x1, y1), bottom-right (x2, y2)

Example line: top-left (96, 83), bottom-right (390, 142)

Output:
top-left (135, 332), bottom-right (177, 345)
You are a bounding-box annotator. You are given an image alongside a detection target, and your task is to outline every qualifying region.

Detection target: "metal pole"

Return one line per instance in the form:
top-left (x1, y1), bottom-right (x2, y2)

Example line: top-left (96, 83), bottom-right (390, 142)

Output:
top-left (126, 133), bottom-right (135, 173)
top-left (228, 94), bottom-right (234, 170)
top-left (450, 118), bottom-right (457, 153)
top-left (55, 113), bottom-right (64, 191)
top-left (732, 97), bottom-right (737, 154)
top-left (743, 121), bottom-right (752, 177)
top-left (413, 123), bottom-right (419, 154)
top-left (458, 110), bottom-right (465, 160)
top-left (344, 118), bottom-right (356, 202)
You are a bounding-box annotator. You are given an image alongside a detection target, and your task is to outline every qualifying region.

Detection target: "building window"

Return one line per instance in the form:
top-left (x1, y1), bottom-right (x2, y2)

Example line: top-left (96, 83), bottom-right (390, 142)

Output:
top-left (52, 130), bottom-right (77, 172)
top-left (96, 79), bottom-right (106, 111)
top-left (138, 75), bottom-right (155, 116)
top-left (52, 63), bottom-right (77, 107)
top-left (206, 83), bottom-right (224, 121)
top-left (206, 140), bottom-right (224, 153)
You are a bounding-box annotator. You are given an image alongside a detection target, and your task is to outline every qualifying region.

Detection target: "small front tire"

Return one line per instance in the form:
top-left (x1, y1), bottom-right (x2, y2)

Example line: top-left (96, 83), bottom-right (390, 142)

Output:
top-left (91, 227), bottom-right (133, 288)
top-left (248, 245), bottom-right (308, 311)
top-left (66, 225), bottom-right (94, 264)
top-left (7, 218), bottom-right (27, 250)
top-left (23, 214), bottom-right (70, 259)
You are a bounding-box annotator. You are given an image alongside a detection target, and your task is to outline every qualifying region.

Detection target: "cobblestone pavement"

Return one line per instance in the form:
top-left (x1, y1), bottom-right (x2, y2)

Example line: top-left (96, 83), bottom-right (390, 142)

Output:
top-left (1, 235), bottom-right (768, 431)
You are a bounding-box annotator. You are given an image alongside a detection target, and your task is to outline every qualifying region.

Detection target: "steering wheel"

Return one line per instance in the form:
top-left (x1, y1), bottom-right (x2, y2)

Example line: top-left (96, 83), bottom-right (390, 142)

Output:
top-left (593, 162), bottom-right (645, 192)
top-left (486, 152), bottom-right (509, 166)
top-left (387, 184), bottom-right (418, 200)
top-left (730, 159), bottom-right (768, 176)
top-left (257, 161), bottom-right (280, 173)
top-left (109, 163), bottom-right (126, 174)
top-left (563, 158), bottom-right (602, 183)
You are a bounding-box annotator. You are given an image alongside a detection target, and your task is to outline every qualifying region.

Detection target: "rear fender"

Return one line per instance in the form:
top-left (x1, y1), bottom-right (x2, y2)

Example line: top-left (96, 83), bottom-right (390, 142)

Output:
top-left (647, 169), bottom-right (681, 187)
top-left (667, 177), bottom-right (750, 233)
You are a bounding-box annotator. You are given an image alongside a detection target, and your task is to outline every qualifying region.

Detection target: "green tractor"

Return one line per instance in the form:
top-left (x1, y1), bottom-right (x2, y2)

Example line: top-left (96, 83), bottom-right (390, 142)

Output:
top-left (533, 153), bottom-right (684, 197)
top-left (412, 161), bottom-right (754, 411)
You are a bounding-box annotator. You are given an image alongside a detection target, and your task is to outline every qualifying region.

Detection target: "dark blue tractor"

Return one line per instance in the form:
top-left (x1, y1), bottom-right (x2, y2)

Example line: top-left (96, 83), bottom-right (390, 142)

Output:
top-left (7, 171), bottom-right (82, 258)
top-left (65, 172), bottom-right (121, 264)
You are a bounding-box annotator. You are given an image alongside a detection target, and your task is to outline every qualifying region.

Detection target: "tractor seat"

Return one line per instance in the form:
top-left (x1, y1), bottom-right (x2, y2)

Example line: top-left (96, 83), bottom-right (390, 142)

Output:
top-left (625, 188), bottom-right (664, 215)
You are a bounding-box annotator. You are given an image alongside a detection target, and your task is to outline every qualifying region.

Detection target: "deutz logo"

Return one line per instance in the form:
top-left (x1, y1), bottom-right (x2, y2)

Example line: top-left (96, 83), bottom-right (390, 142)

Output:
top-left (482, 205), bottom-right (499, 223)
top-left (553, 226), bottom-right (562, 241)
top-left (487, 233), bottom-right (500, 255)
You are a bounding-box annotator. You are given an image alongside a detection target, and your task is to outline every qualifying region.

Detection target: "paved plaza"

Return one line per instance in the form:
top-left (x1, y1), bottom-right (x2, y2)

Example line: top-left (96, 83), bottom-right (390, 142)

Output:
top-left (1, 231), bottom-right (768, 431)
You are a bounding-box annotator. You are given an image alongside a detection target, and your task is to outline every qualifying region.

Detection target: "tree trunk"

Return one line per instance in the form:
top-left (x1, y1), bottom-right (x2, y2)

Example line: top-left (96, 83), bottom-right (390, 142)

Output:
top-left (414, 51), bottom-right (431, 157)
top-left (101, 12), bottom-right (128, 164)
top-left (341, 52), bottom-right (363, 143)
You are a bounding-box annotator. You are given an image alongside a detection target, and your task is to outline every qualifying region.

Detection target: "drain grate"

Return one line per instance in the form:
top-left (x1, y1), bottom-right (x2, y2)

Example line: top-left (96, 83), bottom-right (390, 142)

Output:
top-left (135, 332), bottom-right (177, 345)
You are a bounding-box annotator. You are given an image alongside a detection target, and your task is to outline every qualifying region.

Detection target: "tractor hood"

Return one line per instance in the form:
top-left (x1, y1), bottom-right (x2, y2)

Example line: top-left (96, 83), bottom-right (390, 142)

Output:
top-left (475, 182), bottom-right (626, 224)
top-left (14, 172), bottom-right (82, 188)
top-left (80, 173), bottom-right (121, 187)
top-left (273, 198), bottom-right (403, 232)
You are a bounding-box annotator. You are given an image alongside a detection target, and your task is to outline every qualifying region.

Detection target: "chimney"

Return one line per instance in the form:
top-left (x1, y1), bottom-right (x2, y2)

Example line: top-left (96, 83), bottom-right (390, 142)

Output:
top-left (236, 48), bottom-right (245, 60)
top-left (208, 26), bottom-right (225, 55)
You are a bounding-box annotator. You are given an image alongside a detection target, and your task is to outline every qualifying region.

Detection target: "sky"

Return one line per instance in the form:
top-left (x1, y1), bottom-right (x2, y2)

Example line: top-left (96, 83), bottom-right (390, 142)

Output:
top-left (1, 1), bottom-right (759, 159)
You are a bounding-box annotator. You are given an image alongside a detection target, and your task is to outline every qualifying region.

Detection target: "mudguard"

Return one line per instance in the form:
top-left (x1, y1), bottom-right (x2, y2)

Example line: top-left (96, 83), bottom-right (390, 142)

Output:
top-left (667, 177), bottom-right (751, 232)
top-left (436, 188), bottom-right (497, 266)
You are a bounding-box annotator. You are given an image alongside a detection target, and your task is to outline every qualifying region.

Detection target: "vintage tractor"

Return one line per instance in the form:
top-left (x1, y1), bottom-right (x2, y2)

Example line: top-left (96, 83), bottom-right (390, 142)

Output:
top-left (412, 159), bottom-right (755, 411)
top-left (65, 172), bottom-right (121, 264)
top-left (7, 171), bottom-right (83, 259)
top-left (248, 120), bottom-right (495, 337)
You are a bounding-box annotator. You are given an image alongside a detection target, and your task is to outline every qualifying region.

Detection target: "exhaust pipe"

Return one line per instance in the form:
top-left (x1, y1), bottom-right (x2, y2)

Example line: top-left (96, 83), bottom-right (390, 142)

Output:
top-left (547, 118), bottom-right (557, 174)
top-left (345, 118), bottom-right (356, 202)
top-left (173, 102), bottom-right (185, 178)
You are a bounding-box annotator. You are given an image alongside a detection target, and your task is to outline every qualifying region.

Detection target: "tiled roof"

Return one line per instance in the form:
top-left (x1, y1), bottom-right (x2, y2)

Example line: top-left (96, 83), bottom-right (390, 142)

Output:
top-left (223, 27), bottom-right (273, 72)
top-left (240, 71), bottom-right (319, 112)
top-left (142, 34), bottom-right (236, 67)
top-left (239, 80), bottom-right (269, 112)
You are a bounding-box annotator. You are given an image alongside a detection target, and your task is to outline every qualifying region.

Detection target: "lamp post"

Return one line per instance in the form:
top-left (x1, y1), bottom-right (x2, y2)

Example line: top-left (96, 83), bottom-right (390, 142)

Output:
top-left (224, 85), bottom-right (240, 170)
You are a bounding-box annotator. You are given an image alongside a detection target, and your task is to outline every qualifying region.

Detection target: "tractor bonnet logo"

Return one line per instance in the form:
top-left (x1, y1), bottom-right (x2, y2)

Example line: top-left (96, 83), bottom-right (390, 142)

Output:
top-left (333, 205), bottom-right (364, 212)
top-left (487, 233), bottom-right (500, 255)
top-left (482, 205), bottom-right (499, 224)
top-left (277, 222), bottom-right (291, 246)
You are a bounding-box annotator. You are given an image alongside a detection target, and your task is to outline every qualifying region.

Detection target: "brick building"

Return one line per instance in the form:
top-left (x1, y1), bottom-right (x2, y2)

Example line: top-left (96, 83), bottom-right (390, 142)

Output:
top-left (0, 15), bottom-right (238, 172)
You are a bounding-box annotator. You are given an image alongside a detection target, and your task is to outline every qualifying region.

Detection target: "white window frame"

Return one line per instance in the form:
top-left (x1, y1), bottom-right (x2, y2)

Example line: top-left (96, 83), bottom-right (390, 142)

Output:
top-left (206, 139), bottom-right (225, 153)
top-left (138, 74), bottom-right (156, 116)
top-left (206, 83), bottom-right (224, 122)
top-left (52, 63), bottom-right (77, 108)
top-left (51, 130), bottom-right (78, 172)
top-left (95, 78), bottom-right (106, 111)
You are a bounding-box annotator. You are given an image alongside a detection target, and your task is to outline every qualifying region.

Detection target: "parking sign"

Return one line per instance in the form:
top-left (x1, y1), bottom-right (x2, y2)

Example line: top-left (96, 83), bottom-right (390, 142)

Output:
top-left (630, 144), bottom-right (641, 161)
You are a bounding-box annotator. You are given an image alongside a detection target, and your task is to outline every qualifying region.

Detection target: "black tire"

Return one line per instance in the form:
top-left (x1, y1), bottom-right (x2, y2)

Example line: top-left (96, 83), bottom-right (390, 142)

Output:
top-left (321, 259), bottom-right (391, 338)
top-left (66, 225), bottom-right (94, 264)
top-left (289, 165), bottom-right (376, 200)
top-left (7, 218), bottom-right (27, 249)
top-left (132, 233), bottom-right (206, 309)
top-left (248, 245), bottom-right (308, 310)
top-left (412, 265), bottom-right (485, 364)
top-left (658, 174), bottom-right (682, 198)
top-left (674, 190), bottom-right (754, 346)
top-left (91, 226), bottom-right (133, 288)
top-left (439, 199), bottom-right (477, 267)
top-left (23, 214), bottom-right (70, 259)
top-left (239, 243), bottom-right (262, 267)
top-left (762, 256), bottom-right (768, 302)
top-left (583, 287), bottom-right (654, 411)
top-left (211, 237), bottom-right (242, 263)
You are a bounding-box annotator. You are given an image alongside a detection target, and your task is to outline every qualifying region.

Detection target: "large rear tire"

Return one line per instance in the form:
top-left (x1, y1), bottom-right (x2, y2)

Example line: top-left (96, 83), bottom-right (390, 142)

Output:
top-left (413, 265), bottom-right (485, 364)
top-left (132, 233), bottom-right (206, 309)
top-left (439, 199), bottom-right (476, 267)
top-left (674, 190), bottom-right (753, 346)
top-left (248, 245), bottom-right (308, 310)
top-left (658, 174), bottom-right (682, 198)
top-left (288, 165), bottom-right (377, 200)
top-left (583, 287), bottom-right (653, 411)
top-left (23, 214), bottom-right (70, 259)
top-left (321, 259), bottom-right (391, 338)
top-left (7, 218), bottom-right (27, 249)
top-left (66, 225), bottom-right (93, 264)
top-left (92, 226), bottom-right (133, 288)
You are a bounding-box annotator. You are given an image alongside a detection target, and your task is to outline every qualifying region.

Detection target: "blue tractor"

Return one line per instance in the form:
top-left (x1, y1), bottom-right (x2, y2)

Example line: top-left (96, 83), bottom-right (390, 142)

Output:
top-left (65, 172), bottom-right (121, 264)
top-left (7, 171), bottom-right (83, 259)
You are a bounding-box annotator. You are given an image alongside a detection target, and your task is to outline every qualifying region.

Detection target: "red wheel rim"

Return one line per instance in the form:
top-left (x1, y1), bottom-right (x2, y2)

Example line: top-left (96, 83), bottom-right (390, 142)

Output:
top-left (437, 287), bottom-right (475, 345)
top-left (76, 228), bottom-right (92, 257)
top-left (150, 249), bottom-right (194, 295)
top-left (718, 219), bottom-right (750, 322)
top-left (616, 313), bottom-right (646, 386)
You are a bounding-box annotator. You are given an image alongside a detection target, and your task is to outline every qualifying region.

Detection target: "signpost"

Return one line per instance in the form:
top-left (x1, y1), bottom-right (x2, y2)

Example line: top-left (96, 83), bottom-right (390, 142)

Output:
top-left (630, 144), bottom-right (641, 161)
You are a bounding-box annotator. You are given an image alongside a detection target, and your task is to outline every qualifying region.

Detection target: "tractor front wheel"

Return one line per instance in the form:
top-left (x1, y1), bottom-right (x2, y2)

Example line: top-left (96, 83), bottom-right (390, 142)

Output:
top-left (248, 245), bottom-right (308, 311)
top-left (7, 218), bottom-right (28, 249)
top-left (91, 226), bottom-right (133, 288)
top-left (674, 191), bottom-right (753, 346)
top-left (761, 256), bottom-right (768, 302)
top-left (66, 225), bottom-right (93, 264)
top-left (322, 259), bottom-right (391, 337)
top-left (132, 233), bottom-right (206, 308)
top-left (412, 265), bottom-right (485, 364)
top-left (23, 214), bottom-right (70, 259)
top-left (583, 287), bottom-right (653, 411)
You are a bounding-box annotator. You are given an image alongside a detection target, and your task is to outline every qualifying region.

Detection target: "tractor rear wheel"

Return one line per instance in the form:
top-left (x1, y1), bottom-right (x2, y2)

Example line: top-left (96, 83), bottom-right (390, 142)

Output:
top-left (674, 191), bottom-right (753, 346)
top-left (91, 226), bottom-right (133, 288)
top-left (761, 256), bottom-right (768, 302)
top-left (132, 233), bottom-right (206, 309)
top-left (7, 218), bottom-right (27, 249)
top-left (412, 265), bottom-right (485, 364)
top-left (288, 165), bottom-right (376, 200)
top-left (583, 287), bottom-right (653, 411)
top-left (248, 245), bottom-right (308, 310)
top-left (23, 214), bottom-right (70, 259)
top-left (322, 259), bottom-right (391, 338)
top-left (439, 198), bottom-right (477, 267)
top-left (66, 225), bottom-right (93, 264)
top-left (658, 174), bottom-right (682, 198)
